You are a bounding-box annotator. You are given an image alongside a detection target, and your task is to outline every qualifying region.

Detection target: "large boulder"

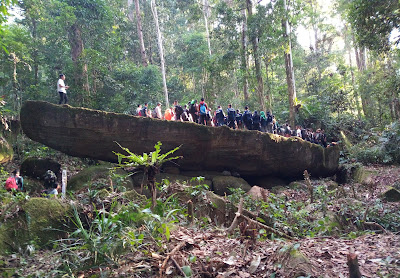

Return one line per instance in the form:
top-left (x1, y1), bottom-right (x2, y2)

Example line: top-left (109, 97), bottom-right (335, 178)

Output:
top-left (20, 157), bottom-right (61, 180)
top-left (0, 198), bottom-right (73, 254)
top-left (21, 101), bottom-right (340, 179)
top-left (212, 176), bottom-right (252, 196)
top-left (67, 164), bottom-right (134, 191)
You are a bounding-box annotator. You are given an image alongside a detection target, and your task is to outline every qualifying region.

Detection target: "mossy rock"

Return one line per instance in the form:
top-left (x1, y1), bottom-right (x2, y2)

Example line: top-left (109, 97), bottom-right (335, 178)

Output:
top-left (131, 172), bottom-right (213, 190)
top-left (251, 176), bottom-right (288, 189)
top-left (0, 136), bottom-right (13, 164)
top-left (0, 198), bottom-right (73, 254)
top-left (68, 165), bottom-right (134, 191)
top-left (123, 190), bottom-right (147, 205)
top-left (270, 185), bottom-right (287, 195)
top-left (279, 244), bottom-right (313, 277)
top-left (336, 163), bottom-right (365, 184)
top-left (212, 176), bottom-right (251, 196)
top-left (288, 181), bottom-right (308, 191)
top-left (381, 187), bottom-right (400, 202)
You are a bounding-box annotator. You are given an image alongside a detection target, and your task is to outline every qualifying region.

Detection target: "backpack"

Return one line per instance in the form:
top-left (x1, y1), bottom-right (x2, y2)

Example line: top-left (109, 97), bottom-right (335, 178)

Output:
top-left (216, 109), bottom-right (224, 120)
top-left (200, 103), bottom-right (206, 115)
top-left (189, 104), bottom-right (196, 114)
top-left (253, 114), bottom-right (260, 124)
top-left (236, 113), bottom-right (242, 123)
top-left (243, 110), bottom-right (251, 123)
top-left (175, 105), bottom-right (184, 116)
top-left (141, 107), bottom-right (147, 117)
top-left (5, 177), bottom-right (17, 191)
top-left (267, 114), bottom-right (273, 123)
top-left (44, 170), bottom-right (57, 189)
top-left (227, 108), bottom-right (235, 120)
top-left (152, 108), bottom-right (158, 118)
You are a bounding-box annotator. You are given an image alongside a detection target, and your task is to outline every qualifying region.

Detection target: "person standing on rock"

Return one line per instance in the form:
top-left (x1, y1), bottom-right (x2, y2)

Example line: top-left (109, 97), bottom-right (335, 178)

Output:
top-left (57, 74), bottom-right (69, 104)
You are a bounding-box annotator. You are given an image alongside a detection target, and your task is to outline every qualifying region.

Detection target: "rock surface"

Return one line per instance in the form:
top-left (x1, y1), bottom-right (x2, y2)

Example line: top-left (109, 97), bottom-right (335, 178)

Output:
top-left (212, 176), bottom-right (252, 195)
top-left (21, 101), bottom-right (340, 178)
top-left (20, 158), bottom-right (61, 180)
top-left (0, 198), bottom-right (73, 254)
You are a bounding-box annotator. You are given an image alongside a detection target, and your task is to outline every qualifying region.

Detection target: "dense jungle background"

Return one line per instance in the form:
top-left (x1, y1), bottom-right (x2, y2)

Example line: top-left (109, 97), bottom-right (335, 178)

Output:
top-left (0, 0), bottom-right (400, 277)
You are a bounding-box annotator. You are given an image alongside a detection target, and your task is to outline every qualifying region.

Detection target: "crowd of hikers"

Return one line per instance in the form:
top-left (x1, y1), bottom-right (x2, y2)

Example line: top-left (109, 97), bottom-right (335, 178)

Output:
top-left (134, 98), bottom-right (329, 147)
top-left (5, 169), bottom-right (59, 196)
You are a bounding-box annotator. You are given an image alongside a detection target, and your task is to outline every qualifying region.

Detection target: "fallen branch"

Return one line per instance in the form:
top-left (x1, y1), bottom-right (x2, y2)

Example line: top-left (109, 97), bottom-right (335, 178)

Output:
top-left (226, 198), bottom-right (243, 234)
top-left (171, 257), bottom-right (185, 277)
top-left (364, 222), bottom-right (388, 234)
top-left (225, 197), bottom-right (294, 240)
top-left (240, 213), bottom-right (295, 240)
top-left (159, 241), bottom-right (187, 278)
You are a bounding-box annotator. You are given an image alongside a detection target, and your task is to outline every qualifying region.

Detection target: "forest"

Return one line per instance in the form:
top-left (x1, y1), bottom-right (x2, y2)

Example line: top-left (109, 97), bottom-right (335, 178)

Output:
top-left (0, 0), bottom-right (400, 277)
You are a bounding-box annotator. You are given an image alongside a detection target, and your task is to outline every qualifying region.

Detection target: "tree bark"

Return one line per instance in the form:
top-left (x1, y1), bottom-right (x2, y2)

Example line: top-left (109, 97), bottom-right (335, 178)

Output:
top-left (264, 59), bottom-right (272, 113)
top-left (353, 38), bottom-right (370, 118)
top-left (134, 0), bottom-right (148, 66)
top-left (68, 23), bottom-right (90, 102)
top-left (247, 0), bottom-right (265, 111)
top-left (151, 0), bottom-right (169, 107)
top-left (202, 0), bottom-right (212, 56)
top-left (282, 0), bottom-right (296, 128)
top-left (241, 8), bottom-right (249, 101)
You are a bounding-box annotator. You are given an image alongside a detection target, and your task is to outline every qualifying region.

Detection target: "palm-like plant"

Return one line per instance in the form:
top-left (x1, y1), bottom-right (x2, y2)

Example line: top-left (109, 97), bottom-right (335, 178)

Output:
top-left (114, 142), bottom-right (181, 208)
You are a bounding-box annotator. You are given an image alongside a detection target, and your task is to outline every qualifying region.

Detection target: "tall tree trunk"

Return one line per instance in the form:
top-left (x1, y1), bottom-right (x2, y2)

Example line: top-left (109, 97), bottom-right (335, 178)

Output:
top-left (151, 0), bottom-right (169, 107)
top-left (241, 8), bottom-right (249, 101)
top-left (247, 0), bottom-right (265, 111)
top-left (264, 59), bottom-right (272, 113)
top-left (127, 0), bottom-right (134, 21)
top-left (344, 26), bottom-right (361, 118)
top-left (134, 0), bottom-right (148, 66)
top-left (282, 0), bottom-right (296, 128)
top-left (31, 18), bottom-right (39, 85)
top-left (202, 0), bottom-right (212, 56)
top-left (353, 36), bottom-right (370, 118)
top-left (69, 23), bottom-right (90, 103)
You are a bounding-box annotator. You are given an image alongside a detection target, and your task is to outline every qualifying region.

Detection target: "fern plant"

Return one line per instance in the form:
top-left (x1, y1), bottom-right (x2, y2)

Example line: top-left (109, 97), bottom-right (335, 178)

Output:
top-left (113, 141), bottom-right (181, 208)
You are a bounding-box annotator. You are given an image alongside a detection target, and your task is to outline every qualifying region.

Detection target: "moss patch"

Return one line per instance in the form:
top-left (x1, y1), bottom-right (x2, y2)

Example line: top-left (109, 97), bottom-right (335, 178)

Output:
top-left (0, 198), bottom-right (73, 254)
top-left (212, 176), bottom-right (251, 196)
top-left (68, 165), bottom-right (133, 191)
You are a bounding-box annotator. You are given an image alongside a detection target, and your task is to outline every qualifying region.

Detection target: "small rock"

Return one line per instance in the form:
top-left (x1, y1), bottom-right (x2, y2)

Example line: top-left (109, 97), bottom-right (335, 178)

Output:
top-left (231, 171), bottom-right (240, 178)
top-left (212, 176), bottom-right (251, 196)
top-left (382, 187), bottom-right (400, 202)
top-left (222, 170), bottom-right (231, 176)
top-left (247, 186), bottom-right (269, 201)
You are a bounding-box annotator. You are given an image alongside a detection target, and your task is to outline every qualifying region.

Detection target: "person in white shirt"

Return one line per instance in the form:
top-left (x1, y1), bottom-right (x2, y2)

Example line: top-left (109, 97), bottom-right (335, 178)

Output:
top-left (154, 102), bottom-right (163, 119)
top-left (57, 74), bottom-right (69, 104)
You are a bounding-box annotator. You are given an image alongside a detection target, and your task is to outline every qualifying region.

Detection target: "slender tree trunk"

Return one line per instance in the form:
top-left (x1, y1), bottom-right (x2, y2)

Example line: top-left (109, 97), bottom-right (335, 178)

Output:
top-left (127, 0), bottom-right (134, 21)
top-left (344, 27), bottom-right (362, 118)
top-left (134, 0), bottom-right (148, 66)
top-left (202, 0), bottom-right (212, 56)
top-left (264, 59), bottom-right (272, 113)
top-left (282, 0), bottom-right (296, 127)
top-left (353, 37), bottom-right (370, 118)
top-left (241, 8), bottom-right (249, 101)
top-left (69, 23), bottom-right (90, 102)
top-left (247, 0), bottom-right (265, 111)
top-left (151, 0), bottom-right (169, 107)
top-left (31, 18), bottom-right (39, 85)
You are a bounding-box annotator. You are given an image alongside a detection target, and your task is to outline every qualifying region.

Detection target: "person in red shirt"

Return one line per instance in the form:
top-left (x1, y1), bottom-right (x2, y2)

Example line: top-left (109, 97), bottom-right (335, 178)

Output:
top-left (5, 171), bottom-right (18, 191)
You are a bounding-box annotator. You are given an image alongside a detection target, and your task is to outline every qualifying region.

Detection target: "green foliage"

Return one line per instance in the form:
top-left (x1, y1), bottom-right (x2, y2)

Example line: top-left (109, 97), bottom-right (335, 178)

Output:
top-left (349, 122), bottom-right (400, 165)
top-left (346, 0), bottom-right (400, 52)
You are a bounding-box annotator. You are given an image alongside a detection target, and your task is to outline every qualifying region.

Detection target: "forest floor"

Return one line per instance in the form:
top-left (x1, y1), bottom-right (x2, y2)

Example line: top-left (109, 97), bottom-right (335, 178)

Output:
top-left (1, 162), bottom-right (400, 278)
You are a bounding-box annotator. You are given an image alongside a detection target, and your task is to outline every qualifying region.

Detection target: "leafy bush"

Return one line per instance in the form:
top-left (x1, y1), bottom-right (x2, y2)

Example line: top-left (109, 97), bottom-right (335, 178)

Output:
top-left (349, 122), bottom-right (400, 164)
